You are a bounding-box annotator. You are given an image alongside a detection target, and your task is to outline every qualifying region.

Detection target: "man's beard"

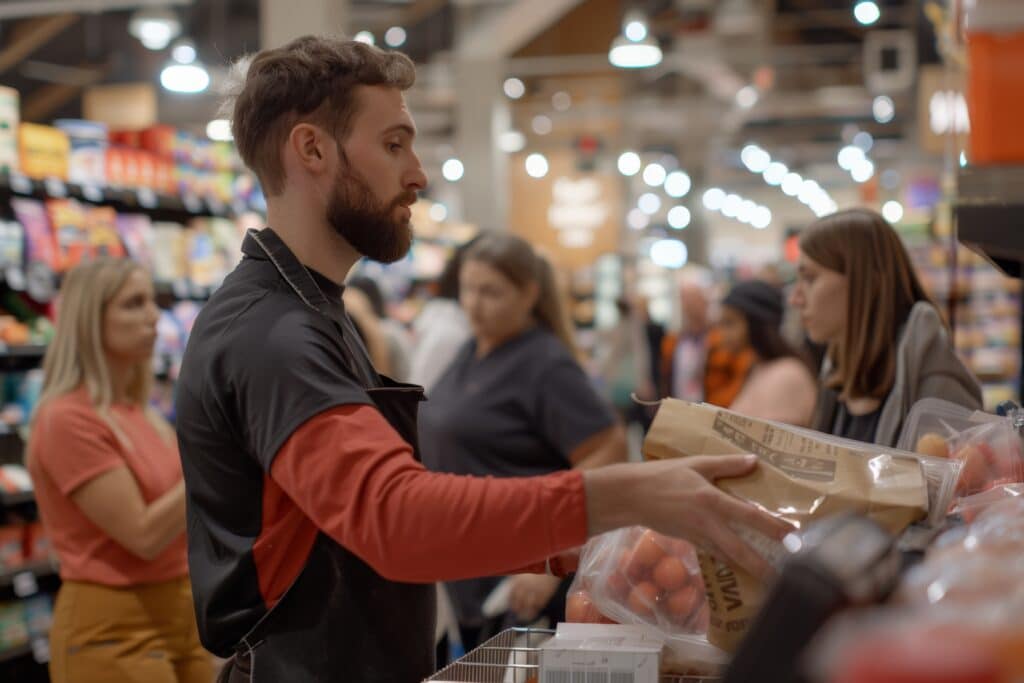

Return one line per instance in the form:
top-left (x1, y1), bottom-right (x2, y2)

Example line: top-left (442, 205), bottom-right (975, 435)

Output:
top-left (326, 167), bottom-right (416, 264)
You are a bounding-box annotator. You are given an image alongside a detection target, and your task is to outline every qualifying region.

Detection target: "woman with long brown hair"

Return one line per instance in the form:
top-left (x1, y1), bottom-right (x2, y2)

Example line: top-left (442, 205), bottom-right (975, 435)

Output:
top-left (790, 208), bottom-right (981, 446)
top-left (26, 259), bottom-right (210, 683)
top-left (417, 233), bottom-right (627, 653)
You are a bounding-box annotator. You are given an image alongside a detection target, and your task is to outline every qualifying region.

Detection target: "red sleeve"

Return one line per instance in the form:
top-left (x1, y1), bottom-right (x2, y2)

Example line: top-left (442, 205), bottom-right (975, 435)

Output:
top-left (32, 399), bottom-right (125, 496)
top-left (269, 405), bottom-right (589, 583)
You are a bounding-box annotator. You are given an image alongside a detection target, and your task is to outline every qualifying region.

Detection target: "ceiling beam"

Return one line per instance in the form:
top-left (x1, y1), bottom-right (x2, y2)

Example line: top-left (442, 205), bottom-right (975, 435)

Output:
top-left (0, 0), bottom-right (192, 20)
top-left (456, 0), bottom-right (585, 59)
top-left (22, 61), bottom-right (111, 122)
top-left (0, 13), bottom-right (79, 75)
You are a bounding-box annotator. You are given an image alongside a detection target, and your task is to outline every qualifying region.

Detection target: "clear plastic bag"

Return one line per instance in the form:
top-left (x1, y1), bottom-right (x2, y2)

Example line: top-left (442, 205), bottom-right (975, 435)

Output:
top-left (566, 527), bottom-right (708, 635)
top-left (947, 419), bottom-right (1024, 498)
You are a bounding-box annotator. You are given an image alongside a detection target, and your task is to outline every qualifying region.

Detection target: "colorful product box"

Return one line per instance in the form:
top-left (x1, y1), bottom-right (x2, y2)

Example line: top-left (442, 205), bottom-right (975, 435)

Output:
top-left (55, 119), bottom-right (108, 186)
top-left (0, 86), bottom-right (19, 174)
top-left (18, 123), bottom-right (69, 180)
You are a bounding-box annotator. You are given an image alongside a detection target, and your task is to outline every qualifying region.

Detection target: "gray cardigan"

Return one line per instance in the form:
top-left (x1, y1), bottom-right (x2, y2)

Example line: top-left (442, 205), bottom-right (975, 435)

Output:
top-left (812, 301), bottom-right (983, 447)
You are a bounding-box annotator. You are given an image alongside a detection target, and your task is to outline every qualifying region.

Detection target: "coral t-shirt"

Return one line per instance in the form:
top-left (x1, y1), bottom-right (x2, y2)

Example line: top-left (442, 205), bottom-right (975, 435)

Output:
top-left (28, 388), bottom-right (187, 586)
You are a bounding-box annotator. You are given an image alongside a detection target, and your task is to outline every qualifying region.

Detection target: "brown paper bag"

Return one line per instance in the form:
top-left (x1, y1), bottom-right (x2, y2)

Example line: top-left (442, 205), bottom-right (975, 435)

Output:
top-left (643, 399), bottom-right (928, 651)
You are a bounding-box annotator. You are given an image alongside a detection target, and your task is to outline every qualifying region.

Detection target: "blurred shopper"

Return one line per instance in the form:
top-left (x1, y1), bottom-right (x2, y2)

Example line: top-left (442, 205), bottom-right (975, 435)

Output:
top-left (409, 241), bottom-right (474, 393)
top-left (791, 209), bottom-right (982, 446)
top-left (419, 233), bottom-right (628, 650)
top-left (594, 297), bottom-right (654, 423)
top-left (660, 282), bottom-right (753, 406)
top-left (718, 280), bottom-right (817, 426)
top-left (26, 260), bottom-right (210, 683)
top-left (346, 275), bottom-right (413, 381)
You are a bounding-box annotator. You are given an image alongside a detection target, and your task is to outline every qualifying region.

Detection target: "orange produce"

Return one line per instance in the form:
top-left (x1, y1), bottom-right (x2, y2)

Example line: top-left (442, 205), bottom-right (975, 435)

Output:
top-left (624, 530), bottom-right (667, 581)
top-left (916, 433), bottom-right (950, 459)
top-left (652, 556), bottom-right (689, 592)
top-left (606, 569), bottom-right (631, 600)
top-left (666, 584), bottom-right (701, 623)
top-left (957, 445), bottom-right (994, 494)
top-left (566, 589), bottom-right (601, 623)
top-left (627, 581), bottom-right (661, 620)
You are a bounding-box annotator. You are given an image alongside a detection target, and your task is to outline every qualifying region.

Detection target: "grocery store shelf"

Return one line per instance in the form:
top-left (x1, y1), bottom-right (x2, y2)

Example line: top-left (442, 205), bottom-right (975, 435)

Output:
top-left (0, 560), bottom-right (57, 589)
top-left (0, 171), bottom-right (254, 223)
top-left (0, 490), bottom-right (34, 507)
top-left (0, 346), bottom-right (46, 372)
top-left (0, 642), bottom-right (32, 664)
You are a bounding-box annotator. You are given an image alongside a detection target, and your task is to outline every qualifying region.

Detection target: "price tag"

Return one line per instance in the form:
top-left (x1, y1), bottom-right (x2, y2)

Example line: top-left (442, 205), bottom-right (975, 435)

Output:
top-left (136, 187), bottom-right (158, 209)
top-left (81, 184), bottom-right (104, 203)
top-left (43, 177), bottom-right (67, 198)
top-left (183, 194), bottom-right (203, 214)
top-left (8, 173), bottom-right (33, 195)
top-left (12, 571), bottom-right (39, 598)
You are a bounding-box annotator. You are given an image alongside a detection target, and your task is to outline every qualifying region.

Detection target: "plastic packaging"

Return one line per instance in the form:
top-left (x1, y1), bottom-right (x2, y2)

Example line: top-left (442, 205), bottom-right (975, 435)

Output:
top-left (897, 398), bottom-right (1003, 454)
top-left (567, 527), bottom-right (708, 634)
top-left (947, 419), bottom-right (1024, 497)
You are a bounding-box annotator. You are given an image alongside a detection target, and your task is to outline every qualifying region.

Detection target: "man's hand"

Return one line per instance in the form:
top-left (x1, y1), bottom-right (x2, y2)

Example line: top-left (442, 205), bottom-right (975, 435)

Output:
top-left (507, 574), bottom-right (563, 622)
top-left (583, 455), bottom-right (791, 579)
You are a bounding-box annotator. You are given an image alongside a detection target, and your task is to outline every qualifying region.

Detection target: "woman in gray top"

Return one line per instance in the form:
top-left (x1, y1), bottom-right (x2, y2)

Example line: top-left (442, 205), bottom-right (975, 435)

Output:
top-left (789, 208), bottom-right (981, 446)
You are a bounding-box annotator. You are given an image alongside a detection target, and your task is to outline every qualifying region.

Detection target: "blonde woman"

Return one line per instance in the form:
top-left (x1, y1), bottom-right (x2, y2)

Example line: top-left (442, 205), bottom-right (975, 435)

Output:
top-left (26, 259), bottom-right (210, 683)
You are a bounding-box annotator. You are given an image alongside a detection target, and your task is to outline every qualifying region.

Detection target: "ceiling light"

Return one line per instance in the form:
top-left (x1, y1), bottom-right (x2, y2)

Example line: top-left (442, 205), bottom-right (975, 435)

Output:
top-left (617, 151), bottom-right (642, 177)
top-left (882, 200), bottom-right (904, 223)
top-left (738, 200), bottom-right (757, 224)
top-left (171, 39), bottom-right (196, 64)
top-left (531, 115), bottom-right (553, 135)
top-left (525, 153), bottom-right (549, 179)
top-left (643, 163), bottom-right (667, 187)
top-left (854, 1), bottom-right (881, 26)
top-left (503, 77), bottom-right (526, 99)
top-left (385, 26), bottom-right (407, 48)
top-left (736, 86), bottom-right (759, 109)
top-left (798, 180), bottom-right (821, 204)
top-left (702, 187), bottom-right (726, 211)
top-left (873, 95), bottom-right (895, 123)
top-left (722, 194), bottom-right (743, 218)
top-left (638, 192), bottom-right (662, 215)
top-left (498, 130), bottom-right (526, 153)
top-left (853, 131), bottom-right (874, 152)
top-left (609, 36), bottom-right (662, 69)
top-left (624, 19), bottom-right (648, 42)
top-left (851, 159), bottom-right (876, 183)
top-left (668, 206), bottom-right (691, 230)
top-left (741, 144), bottom-right (771, 173)
top-left (552, 91), bottom-right (572, 111)
top-left (442, 158), bottom-right (464, 182)
top-left (838, 145), bottom-right (866, 171)
top-left (354, 31), bottom-right (375, 45)
top-left (206, 119), bottom-right (232, 142)
top-left (664, 171), bottom-right (692, 198)
top-left (429, 203), bottom-right (448, 222)
top-left (160, 63), bottom-right (210, 93)
top-left (781, 173), bottom-right (803, 197)
top-left (960, 151), bottom-right (968, 167)
top-left (763, 162), bottom-right (788, 186)
top-left (627, 208), bottom-right (650, 230)
top-left (650, 239), bottom-right (688, 269)
top-left (752, 206), bottom-right (772, 229)
top-left (129, 8), bottom-right (182, 50)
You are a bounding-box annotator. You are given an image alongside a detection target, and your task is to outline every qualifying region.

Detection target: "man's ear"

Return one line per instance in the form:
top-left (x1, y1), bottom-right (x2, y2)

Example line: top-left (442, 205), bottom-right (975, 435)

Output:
top-left (287, 123), bottom-right (329, 175)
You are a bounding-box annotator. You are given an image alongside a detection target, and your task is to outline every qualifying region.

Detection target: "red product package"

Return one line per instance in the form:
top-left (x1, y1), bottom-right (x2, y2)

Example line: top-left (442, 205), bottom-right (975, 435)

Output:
top-left (948, 419), bottom-right (1024, 499)
top-left (46, 198), bottom-right (90, 270)
top-left (140, 125), bottom-right (176, 160)
top-left (105, 147), bottom-right (126, 188)
top-left (11, 198), bottom-right (59, 269)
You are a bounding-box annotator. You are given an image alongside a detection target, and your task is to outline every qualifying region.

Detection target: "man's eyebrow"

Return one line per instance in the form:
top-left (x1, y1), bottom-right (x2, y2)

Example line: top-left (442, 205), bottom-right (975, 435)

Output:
top-left (382, 124), bottom-right (416, 138)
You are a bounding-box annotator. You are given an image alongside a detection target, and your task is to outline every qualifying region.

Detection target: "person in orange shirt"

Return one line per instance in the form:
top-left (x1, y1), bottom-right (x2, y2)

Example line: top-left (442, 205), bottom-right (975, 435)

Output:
top-left (26, 259), bottom-right (210, 683)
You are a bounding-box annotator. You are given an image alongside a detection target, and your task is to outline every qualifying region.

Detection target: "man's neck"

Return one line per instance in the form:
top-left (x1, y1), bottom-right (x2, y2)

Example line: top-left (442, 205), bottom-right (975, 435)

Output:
top-left (266, 197), bottom-right (360, 286)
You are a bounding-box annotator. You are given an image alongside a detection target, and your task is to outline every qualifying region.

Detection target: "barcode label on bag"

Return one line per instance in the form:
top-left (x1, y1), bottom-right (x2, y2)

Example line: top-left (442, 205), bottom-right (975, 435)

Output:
top-left (543, 670), bottom-right (637, 683)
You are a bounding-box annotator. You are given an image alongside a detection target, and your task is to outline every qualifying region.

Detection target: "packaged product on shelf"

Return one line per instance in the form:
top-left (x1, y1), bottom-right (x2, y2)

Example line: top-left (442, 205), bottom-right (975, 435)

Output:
top-left (54, 119), bottom-right (108, 186)
top-left (0, 220), bottom-right (25, 269)
top-left (0, 86), bottom-right (19, 174)
top-left (22, 595), bottom-right (53, 638)
top-left (115, 213), bottom-right (156, 269)
top-left (23, 522), bottom-right (52, 565)
top-left (138, 151), bottom-right (156, 189)
top-left (140, 124), bottom-right (176, 160)
top-left (10, 199), bottom-right (59, 270)
top-left (104, 146), bottom-right (127, 187)
top-left (187, 227), bottom-right (219, 288)
top-left (0, 602), bottom-right (29, 654)
top-left (85, 206), bottom-right (125, 259)
top-left (151, 222), bottom-right (187, 282)
top-left (46, 199), bottom-right (90, 270)
top-left (643, 400), bottom-right (939, 651)
top-left (0, 525), bottom-right (22, 569)
top-left (17, 123), bottom-right (69, 181)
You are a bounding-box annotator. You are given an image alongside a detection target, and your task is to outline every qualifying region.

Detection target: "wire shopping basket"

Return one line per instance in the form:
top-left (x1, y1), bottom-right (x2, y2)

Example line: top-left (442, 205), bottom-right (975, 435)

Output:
top-left (424, 627), bottom-right (720, 683)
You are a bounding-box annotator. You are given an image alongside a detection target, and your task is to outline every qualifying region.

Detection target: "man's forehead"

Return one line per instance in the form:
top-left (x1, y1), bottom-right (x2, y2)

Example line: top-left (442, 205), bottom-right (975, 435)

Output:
top-left (352, 85), bottom-right (417, 136)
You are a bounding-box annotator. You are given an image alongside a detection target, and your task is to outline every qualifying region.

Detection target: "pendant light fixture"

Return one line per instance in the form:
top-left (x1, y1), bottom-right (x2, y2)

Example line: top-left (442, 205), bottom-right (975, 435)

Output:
top-left (609, 10), bottom-right (662, 69)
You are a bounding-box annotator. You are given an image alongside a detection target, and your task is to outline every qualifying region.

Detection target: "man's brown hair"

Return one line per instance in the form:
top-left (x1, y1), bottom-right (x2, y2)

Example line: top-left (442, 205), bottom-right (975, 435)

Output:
top-left (229, 35), bottom-right (416, 196)
top-left (799, 208), bottom-right (935, 400)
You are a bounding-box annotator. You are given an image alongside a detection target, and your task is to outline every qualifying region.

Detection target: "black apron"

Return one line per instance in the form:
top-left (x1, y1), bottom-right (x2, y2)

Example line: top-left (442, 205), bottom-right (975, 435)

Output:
top-left (219, 228), bottom-right (436, 682)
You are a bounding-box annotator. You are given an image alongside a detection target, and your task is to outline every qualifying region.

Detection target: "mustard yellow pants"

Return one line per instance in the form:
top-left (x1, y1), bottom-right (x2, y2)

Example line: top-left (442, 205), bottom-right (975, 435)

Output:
top-left (48, 577), bottom-right (213, 683)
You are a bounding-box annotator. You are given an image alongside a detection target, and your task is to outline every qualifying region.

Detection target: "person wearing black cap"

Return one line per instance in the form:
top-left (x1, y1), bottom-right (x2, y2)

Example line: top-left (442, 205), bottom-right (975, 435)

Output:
top-left (717, 279), bottom-right (817, 426)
